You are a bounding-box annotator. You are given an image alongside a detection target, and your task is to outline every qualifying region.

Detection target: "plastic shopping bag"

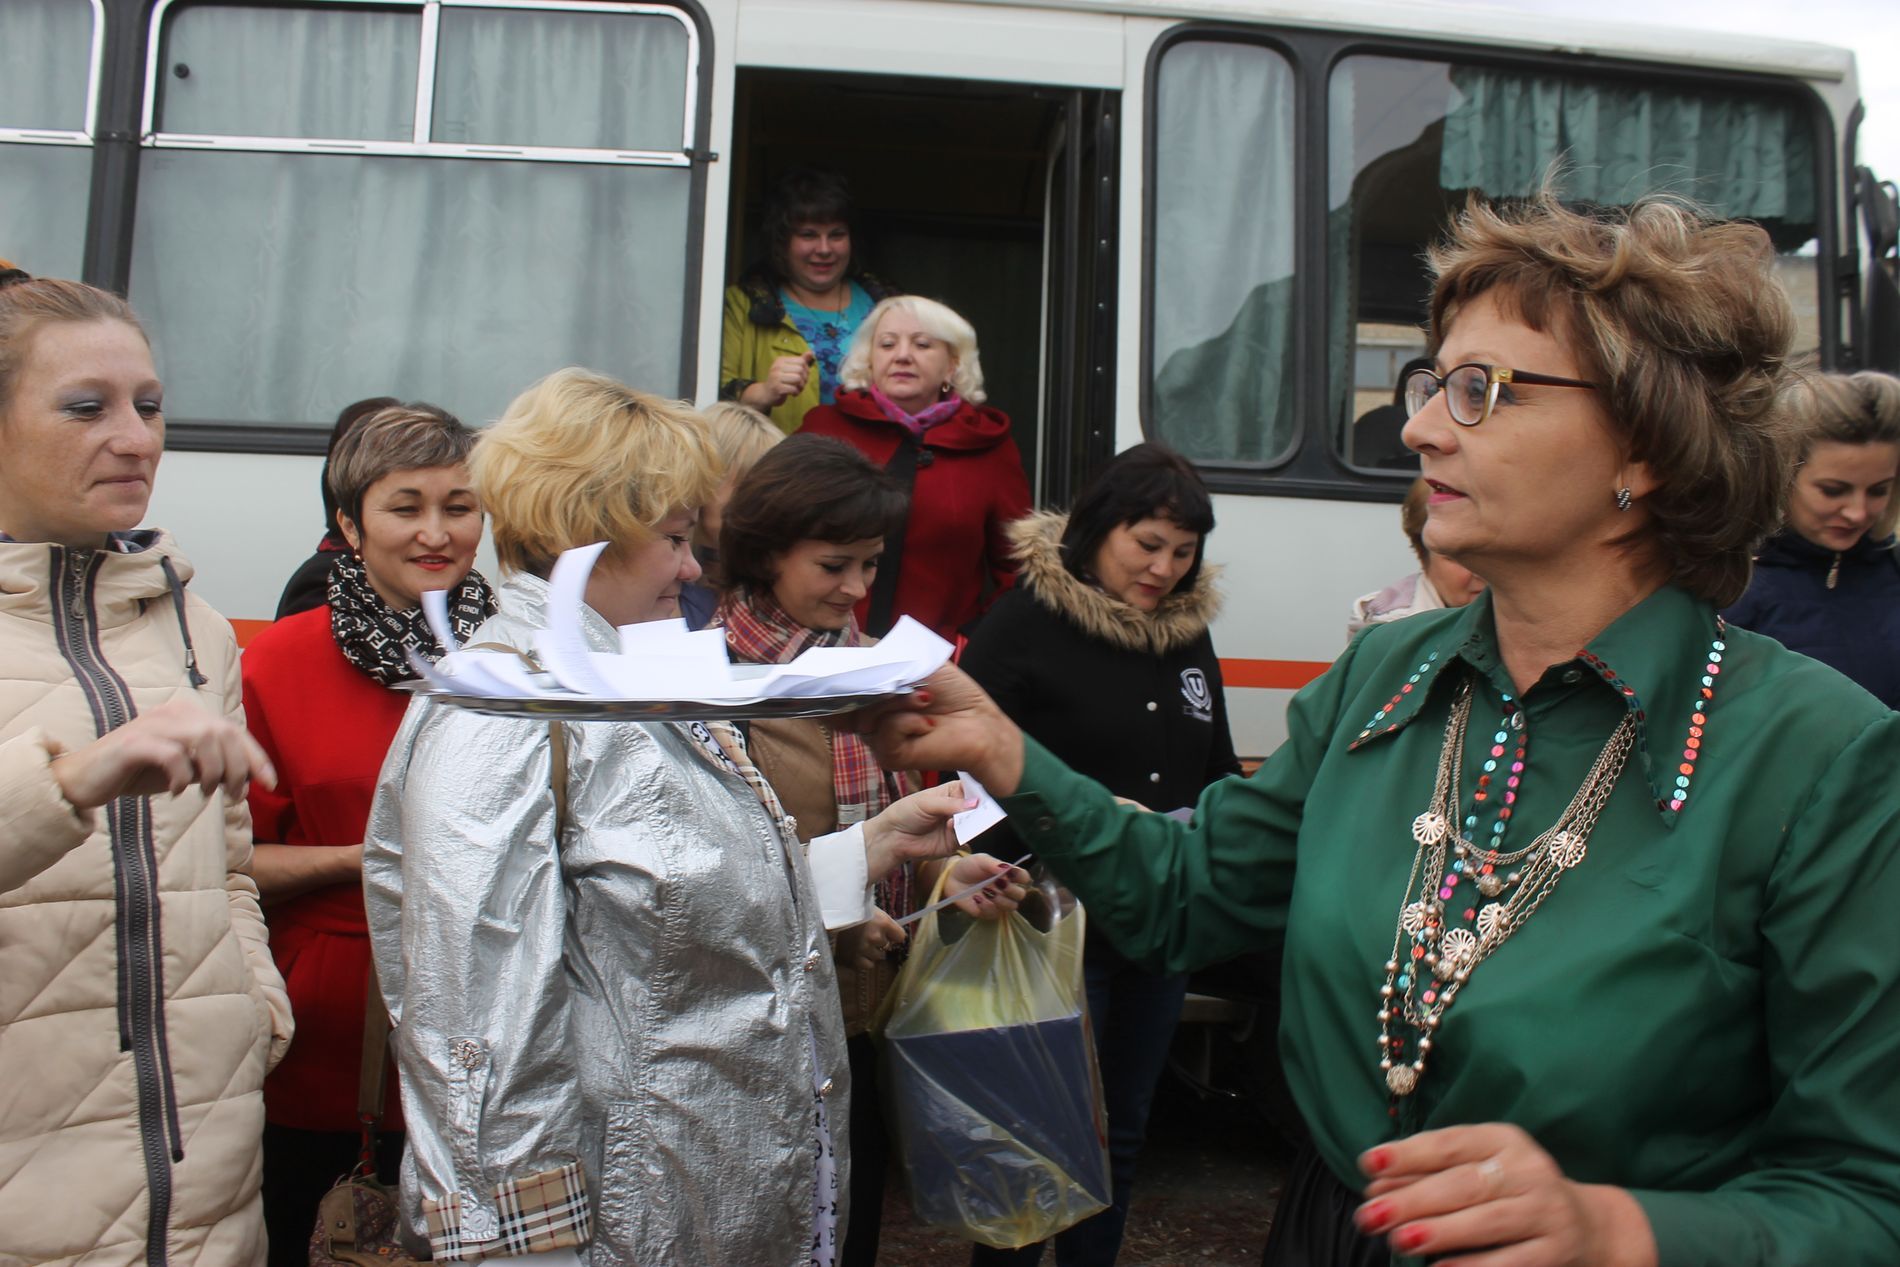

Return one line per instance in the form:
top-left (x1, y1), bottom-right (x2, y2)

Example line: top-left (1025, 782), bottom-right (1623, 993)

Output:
top-left (875, 872), bottom-right (1110, 1249)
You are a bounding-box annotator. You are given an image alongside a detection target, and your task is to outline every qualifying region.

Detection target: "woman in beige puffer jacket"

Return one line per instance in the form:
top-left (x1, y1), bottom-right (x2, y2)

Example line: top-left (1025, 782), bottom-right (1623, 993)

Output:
top-left (0, 269), bottom-right (291, 1266)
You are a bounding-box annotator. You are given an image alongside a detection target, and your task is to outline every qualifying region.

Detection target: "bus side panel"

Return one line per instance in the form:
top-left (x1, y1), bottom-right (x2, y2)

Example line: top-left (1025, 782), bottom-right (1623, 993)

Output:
top-left (1204, 494), bottom-right (1416, 758)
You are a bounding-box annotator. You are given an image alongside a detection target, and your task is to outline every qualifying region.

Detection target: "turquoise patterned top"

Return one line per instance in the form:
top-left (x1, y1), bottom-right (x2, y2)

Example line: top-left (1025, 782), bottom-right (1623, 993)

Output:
top-left (781, 282), bottom-right (875, 406)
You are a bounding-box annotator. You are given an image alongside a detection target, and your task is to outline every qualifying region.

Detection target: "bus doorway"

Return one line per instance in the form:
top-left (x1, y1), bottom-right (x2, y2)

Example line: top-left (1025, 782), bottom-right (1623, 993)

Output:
top-left (724, 69), bottom-right (1118, 505)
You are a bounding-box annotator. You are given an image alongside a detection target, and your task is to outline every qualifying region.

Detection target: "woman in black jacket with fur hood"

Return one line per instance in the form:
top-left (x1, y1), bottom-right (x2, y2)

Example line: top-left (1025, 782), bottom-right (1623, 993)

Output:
top-left (960, 443), bottom-right (1242, 1267)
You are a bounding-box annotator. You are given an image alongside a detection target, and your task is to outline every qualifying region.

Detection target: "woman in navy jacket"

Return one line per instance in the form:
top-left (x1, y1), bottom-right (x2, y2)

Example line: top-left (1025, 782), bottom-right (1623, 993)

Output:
top-left (1723, 371), bottom-right (1900, 707)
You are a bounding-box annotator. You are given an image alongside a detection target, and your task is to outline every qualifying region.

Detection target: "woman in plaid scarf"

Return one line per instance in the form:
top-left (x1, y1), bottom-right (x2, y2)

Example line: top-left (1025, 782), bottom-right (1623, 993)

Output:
top-left (714, 433), bottom-right (1020, 1267)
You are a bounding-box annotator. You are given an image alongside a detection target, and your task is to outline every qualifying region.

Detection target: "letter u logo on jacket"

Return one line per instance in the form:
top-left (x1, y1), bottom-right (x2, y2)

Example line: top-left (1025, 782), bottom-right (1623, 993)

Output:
top-left (1180, 668), bottom-right (1213, 722)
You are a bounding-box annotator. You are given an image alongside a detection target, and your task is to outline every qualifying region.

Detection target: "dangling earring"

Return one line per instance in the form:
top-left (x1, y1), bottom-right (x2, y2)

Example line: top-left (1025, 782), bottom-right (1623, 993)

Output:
top-left (940, 380), bottom-right (952, 396)
top-left (1614, 487), bottom-right (1634, 512)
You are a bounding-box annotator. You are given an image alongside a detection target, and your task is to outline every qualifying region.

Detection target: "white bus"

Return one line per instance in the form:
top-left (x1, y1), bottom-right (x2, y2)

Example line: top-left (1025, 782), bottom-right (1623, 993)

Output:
top-left (6, 0), bottom-right (1895, 754)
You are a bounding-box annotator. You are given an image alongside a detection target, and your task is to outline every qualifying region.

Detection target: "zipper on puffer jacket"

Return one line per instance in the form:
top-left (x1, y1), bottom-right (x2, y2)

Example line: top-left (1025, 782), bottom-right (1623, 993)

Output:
top-left (50, 546), bottom-right (181, 1266)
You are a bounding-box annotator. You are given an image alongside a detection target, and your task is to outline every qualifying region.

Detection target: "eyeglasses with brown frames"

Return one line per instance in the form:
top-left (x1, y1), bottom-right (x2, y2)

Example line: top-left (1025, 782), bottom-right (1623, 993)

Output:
top-left (1403, 362), bottom-right (1599, 428)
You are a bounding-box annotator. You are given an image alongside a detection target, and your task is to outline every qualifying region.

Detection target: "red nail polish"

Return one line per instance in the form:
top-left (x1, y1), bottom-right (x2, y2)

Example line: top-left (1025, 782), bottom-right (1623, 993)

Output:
top-left (1397, 1225), bottom-right (1429, 1253)
top-left (1365, 1147), bottom-right (1392, 1175)
top-left (916, 690), bottom-right (933, 705)
top-left (1356, 1201), bottom-right (1392, 1234)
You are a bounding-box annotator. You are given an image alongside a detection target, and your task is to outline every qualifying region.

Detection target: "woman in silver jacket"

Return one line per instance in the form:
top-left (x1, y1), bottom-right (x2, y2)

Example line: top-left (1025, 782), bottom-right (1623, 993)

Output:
top-left (364, 369), bottom-right (1007, 1267)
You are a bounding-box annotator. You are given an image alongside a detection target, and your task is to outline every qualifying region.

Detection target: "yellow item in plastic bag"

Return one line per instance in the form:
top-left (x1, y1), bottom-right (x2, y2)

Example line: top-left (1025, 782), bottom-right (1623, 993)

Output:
top-left (875, 871), bottom-right (1110, 1249)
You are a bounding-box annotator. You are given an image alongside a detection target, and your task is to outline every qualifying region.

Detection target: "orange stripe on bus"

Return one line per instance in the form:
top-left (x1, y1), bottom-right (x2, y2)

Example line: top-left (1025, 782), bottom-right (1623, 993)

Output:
top-left (1219, 658), bottom-right (1332, 691)
top-left (231, 618), bottom-right (271, 649)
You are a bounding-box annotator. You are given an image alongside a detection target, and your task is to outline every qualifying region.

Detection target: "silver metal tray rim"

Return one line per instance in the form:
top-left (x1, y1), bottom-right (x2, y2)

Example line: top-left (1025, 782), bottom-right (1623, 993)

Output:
top-left (397, 683), bottom-right (907, 721)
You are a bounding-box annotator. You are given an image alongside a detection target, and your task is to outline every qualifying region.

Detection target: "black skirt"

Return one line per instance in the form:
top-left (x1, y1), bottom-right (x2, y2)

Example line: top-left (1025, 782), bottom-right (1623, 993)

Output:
top-left (1260, 1144), bottom-right (1393, 1267)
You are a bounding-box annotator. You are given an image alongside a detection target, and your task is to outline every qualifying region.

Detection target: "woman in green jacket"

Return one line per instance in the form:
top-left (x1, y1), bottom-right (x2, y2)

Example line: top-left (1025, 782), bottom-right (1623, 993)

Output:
top-left (859, 191), bottom-right (1900, 1267)
top-left (721, 168), bottom-right (896, 434)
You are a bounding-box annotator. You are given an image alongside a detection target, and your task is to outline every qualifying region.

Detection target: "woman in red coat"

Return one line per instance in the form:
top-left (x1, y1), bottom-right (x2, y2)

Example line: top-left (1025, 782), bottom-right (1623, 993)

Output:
top-left (799, 295), bottom-right (1031, 638)
top-left (240, 404), bottom-right (493, 1265)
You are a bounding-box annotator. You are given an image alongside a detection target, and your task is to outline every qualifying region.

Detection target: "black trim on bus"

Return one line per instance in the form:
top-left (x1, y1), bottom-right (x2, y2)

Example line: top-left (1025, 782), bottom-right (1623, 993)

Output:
top-left (1042, 89), bottom-right (1122, 508)
top-left (83, 0), bottom-right (155, 293)
top-left (676, 0), bottom-right (714, 399)
top-left (76, 0), bottom-right (715, 449)
top-left (1843, 98), bottom-right (1867, 368)
top-left (1141, 22), bottom-right (1844, 502)
top-left (165, 421), bottom-right (328, 454)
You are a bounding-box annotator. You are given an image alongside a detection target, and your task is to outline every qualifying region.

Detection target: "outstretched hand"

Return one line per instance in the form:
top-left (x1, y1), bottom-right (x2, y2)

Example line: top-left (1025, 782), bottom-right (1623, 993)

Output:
top-left (51, 698), bottom-right (277, 810)
top-left (862, 779), bottom-right (977, 882)
top-left (848, 666), bottom-right (1026, 796)
top-left (1355, 1123), bottom-right (1657, 1267)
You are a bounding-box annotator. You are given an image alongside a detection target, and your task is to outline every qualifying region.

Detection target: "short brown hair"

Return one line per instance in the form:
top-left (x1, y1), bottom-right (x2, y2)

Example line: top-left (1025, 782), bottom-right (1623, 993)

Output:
top-left (0, 272), bottom-right (147, 413)
top-left (474, 368), bottom-right (719, 576)
top-left (1427, 191), bottom-right (1795, 606)
top-left (718, 434), bottom-right (906, 595)
top-left (327, 403), bottom-right (477, 530)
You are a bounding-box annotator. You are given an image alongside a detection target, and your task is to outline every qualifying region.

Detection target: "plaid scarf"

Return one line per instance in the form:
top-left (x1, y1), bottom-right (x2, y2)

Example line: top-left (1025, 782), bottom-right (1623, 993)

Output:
top-left (718, 590), bottom-right (915, 920)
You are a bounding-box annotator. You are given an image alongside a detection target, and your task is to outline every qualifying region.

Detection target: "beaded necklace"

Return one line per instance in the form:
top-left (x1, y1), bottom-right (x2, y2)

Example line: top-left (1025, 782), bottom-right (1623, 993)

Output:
top-left (1374, 624), bottom-right (1727, 1098)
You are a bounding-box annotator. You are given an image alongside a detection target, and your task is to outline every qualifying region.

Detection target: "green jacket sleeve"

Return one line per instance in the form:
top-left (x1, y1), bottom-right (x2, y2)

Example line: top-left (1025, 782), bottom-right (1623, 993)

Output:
top-left (1000, 635), bottom-right (1362, 974)
top-left (1631, 711), bottom-right (1900, 1266)
top-left (719, 285), bottom-right (754, 398)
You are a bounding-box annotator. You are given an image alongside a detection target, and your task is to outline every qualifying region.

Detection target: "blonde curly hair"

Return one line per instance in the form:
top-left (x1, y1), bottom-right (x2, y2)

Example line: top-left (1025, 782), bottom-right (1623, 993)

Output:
top-left (474, 368), bottom-right (719, 576)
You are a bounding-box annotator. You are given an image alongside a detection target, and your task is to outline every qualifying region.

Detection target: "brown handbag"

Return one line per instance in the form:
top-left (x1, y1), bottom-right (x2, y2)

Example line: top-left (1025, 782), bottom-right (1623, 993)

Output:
top-left (308, 972), bottom-right (425, 1265)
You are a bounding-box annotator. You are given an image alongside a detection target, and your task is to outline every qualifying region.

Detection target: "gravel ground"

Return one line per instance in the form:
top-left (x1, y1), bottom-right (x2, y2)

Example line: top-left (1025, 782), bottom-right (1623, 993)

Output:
top-left (873, 1070), bottom-right (1296, 1266)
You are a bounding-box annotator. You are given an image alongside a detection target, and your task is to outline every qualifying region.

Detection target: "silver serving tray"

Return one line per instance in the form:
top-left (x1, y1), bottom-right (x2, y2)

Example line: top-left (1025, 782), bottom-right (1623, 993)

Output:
top-left (396, 680), bottom-right (907, 722)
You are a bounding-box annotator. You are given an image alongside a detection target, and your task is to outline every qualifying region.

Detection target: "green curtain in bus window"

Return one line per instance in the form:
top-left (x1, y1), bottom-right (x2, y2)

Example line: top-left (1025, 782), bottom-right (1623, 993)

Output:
top-left (156, 5), bottom-right (417, 140)
top-left (1150, 41), bottom-right (1298, 465)
top-left (432, 8), bottom-right (688, 151)
top-left (1, 0), bottom-right (92, 130)
top-left (130, 151), bottom-right (690, 429)
top-left (1438, 70), bottom-right (1818, 246)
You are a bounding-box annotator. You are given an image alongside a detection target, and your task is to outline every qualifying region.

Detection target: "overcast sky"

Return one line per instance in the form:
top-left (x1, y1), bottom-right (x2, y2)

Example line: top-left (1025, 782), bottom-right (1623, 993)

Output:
top-left (1457, 0), bottom-right (1900, 191)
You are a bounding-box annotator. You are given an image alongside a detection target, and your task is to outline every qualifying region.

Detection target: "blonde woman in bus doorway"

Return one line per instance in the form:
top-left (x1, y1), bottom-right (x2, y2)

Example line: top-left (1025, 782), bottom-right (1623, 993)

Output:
top-left (856, 193), bottom-right (1900, 1267)
top-left (720, 168), bottom-right (898, 434)
top-left (0, 268), bottom-right (289, 1266)
top-left (239, 403), bottom-right (493, 1266)
top-left (1722, 371), bottom-right (1900, 707)
top-left (800, 295), bottom-right (1032, 640)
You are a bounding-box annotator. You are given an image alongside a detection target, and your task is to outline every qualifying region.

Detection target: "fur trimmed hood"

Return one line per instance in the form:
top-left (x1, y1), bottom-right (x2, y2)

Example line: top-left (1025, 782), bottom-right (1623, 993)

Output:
top-left (1008, 510), bottom-right (1222, 655)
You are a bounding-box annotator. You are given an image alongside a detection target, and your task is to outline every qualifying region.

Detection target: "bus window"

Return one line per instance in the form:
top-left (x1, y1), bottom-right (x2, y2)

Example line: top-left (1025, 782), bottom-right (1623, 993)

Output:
top-left (0, 0), bottom-right (99, 279)
top-left (157, 5), bottom-right (420, 140)
top-left (131, 1), bottom-right (700, 438)
top-left (432, 6), bottom-right (687, 152)
top-left (1148, 39), bottom-right (1298, 466)
top-left (1331, 54), bottom-right (1823, 471)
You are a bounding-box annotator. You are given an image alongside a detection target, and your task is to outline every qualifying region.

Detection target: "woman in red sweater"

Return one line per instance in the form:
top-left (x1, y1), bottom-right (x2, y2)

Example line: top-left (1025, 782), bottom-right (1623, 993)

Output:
top-left (240, 404), bottom-right (492, 1264)
top-left (799, 296), bottom-right (1031, 639)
